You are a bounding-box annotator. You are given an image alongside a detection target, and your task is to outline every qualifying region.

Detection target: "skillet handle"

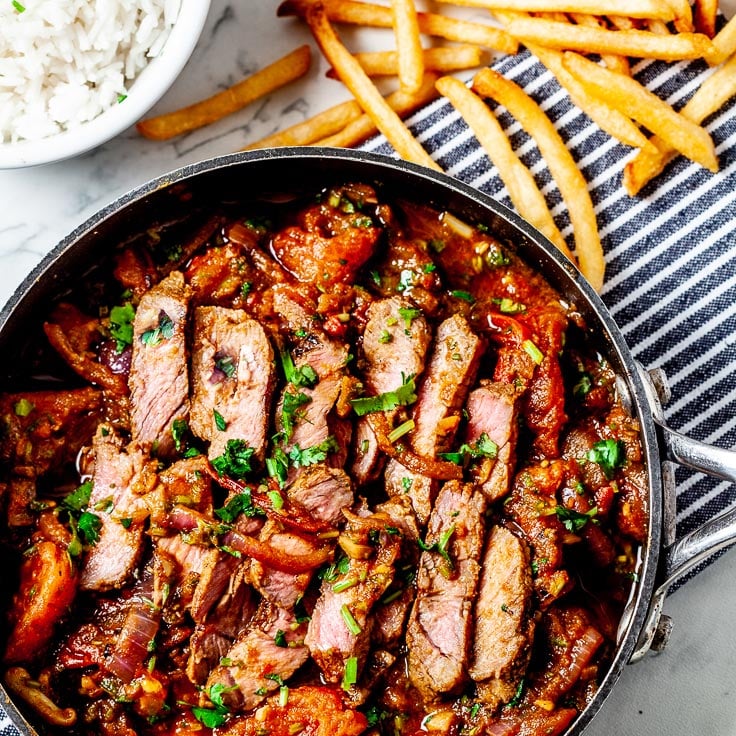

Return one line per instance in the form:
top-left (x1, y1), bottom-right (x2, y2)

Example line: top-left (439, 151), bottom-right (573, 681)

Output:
top-left (657, 422), bottom-right (736, 587)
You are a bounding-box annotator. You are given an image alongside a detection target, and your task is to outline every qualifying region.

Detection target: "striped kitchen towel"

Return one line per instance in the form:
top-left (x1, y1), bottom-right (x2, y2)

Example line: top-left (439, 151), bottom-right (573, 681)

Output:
top-left (361, 50), bottom-right (736, 573)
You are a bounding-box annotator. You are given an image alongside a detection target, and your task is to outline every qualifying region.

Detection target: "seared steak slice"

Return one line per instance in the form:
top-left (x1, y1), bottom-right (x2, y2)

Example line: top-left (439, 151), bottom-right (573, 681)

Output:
top-left (156, 533), bottom-right (209, 578)
top-left (406, 481), bottom-right (486, 698)
top-left (249, 520), bottom-right (318, 609)
top-left (129, 271), bottom-right (191, 456)
top-left (465, 383), bottom-right (519, 501)
top-left (386, 314), bottom-right (484, 523)
top-left (470, 526), bottom-right (535, 709)
top-left (80, 426), bottom-right (154, 592)
top-left (350, 297), bottom-right (431, 484)
top-left (305, 512), bottom-right (403, 685)
top-left (187, 625), bottom-right (232, 685)
top-left (190, 307), bottom-right (275, 461)
top-left (287, 465), bottom-right (353, 526)
top-left (206, 602), bottom-right (309, 712)
top-left (191, 549), bottom-right (242, 624)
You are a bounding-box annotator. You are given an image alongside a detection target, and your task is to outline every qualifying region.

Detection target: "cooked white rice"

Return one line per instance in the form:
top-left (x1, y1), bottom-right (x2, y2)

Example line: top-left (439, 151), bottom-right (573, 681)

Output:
top-left (0, 0), bottom-right (181, 143)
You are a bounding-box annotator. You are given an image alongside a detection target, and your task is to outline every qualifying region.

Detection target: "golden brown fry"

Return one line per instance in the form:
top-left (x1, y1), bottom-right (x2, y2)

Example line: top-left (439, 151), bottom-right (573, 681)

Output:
top-left (562, 51), bottom-right (718, 172)
top-left (472, 68), bottom-right (605, 290)
top-left (624, 54), bottom-right (736, 195)
top-left (277, 0), bottom-right (519, 54)
top-left (647, 18), bottom-right (671, 35)
top-left (694, 0), bottom-right (717, 37)
top-left (243, 99), bottom-right (363, 150)
top-left (306, 4), bottom-right (440, 171)
top-left (434, 0), bottom-right (674, 19)
top-left (137, 45), bottom-right (311, 141)
top-left (504, 16), bottom-right (715, 60)
top-left (326, 46), bottom-right (488, 78)
top-left (316, 73), bottom-right (440, 147)
top-left (436, 75), bottom-right (571, 260)
top-left (526, 43), bottom-right (651, 150)
top-left (391, 0), bottom-right (424, 94)
top-left (664, 0), bottom-right (695, 32)
top-left (568, 13), bottom-right (630, 76)
top-left (606, 15), bottom-right (636, 30)
top-left (707, 15), bottom-right (736, 65)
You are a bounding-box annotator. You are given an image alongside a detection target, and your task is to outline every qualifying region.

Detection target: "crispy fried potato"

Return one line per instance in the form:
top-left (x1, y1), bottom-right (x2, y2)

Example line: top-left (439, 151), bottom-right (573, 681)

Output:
top-left (436, 75), bottom-right (571, 260)
top-left (568, 13), bottom-right (631, 76)
top-left (526, 43), bottom-right (651, 150)
top-left (694, 0), bottom-right (718, 38)
top-left (306, 3), bottom-right (441, 171)
top-left (315, 73), bottom-right (440, 147)
top-left (436, 0), bottom-right (675, 20)
top-left (504, 16), bottom-right (715, 60)
top-left (137, 45), bottom-right (311, 141)
top-left (326, 45), bottom-right (488, 78)
top-left (391, 0), bottom-right (424, 94)
top-left (278, 0), bottom-right (519, 54)
top-left (472, 68), bottom-right (605, 290)
top-left (624, 54), bottom-right (736, 195)
top-left (665, 0), bottom-right (695, 32)
top-left (562, 51), bottom-right (718, 172)
top-left (707, 15), bottom-right (736, 66)
top-left (243, 99), bottom-right (363, 150)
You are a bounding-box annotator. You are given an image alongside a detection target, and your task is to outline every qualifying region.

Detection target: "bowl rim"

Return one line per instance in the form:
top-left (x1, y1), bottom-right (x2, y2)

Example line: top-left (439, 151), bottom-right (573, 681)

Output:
top-left (0, 0), bottom-right (211, 170)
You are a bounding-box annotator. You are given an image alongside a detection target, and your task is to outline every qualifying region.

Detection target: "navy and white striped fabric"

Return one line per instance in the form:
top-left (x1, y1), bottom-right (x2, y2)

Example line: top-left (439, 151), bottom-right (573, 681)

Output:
top-left (362, 50), bottom-right (736, 567)
top-left (1, 50), bottom-right (734, 736)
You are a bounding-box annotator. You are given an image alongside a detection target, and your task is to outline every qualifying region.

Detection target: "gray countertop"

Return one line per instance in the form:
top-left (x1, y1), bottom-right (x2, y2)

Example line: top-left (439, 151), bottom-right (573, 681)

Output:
top-left (1, 2), bottom-right (735, 734)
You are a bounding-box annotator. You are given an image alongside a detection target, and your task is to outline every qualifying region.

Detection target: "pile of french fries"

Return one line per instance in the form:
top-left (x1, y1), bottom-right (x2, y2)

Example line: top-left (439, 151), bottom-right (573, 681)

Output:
top-left (136, 1), bottom-right (736, 291)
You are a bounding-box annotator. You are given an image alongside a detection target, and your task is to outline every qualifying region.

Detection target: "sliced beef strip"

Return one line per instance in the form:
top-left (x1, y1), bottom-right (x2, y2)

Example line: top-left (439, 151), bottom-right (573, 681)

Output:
top-left (470, 526), bottom-right (535, 710)
top-left (186, 625), bottom-right (232, 686)
top-left (156, 533), bottom-right (209, 579)
top-left (385, 314), bottom-right (484, 524)
top-left (190, 307), bottom-right (275, 461)
top-left (465, 382), bottom-right (519, 502)
top-left (206, 601), bottom-right (309, 712)
top-left (286, 465), bottom-right (353, 527)
top-left (350, 297), bottom-right (432, 484)
top-left (406, 481), bottom-right (486, 699)
top-left (80, 426), bottom-right (156, 592)
top-left (305, 514), bottom-right (403, 685)
top-left (129, 270), bottom-right (191, 456)
top-left (191, 549), bottom-right (242, 624)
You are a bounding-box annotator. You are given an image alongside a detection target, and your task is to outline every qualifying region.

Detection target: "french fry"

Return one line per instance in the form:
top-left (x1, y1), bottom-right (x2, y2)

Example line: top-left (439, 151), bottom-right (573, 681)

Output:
top-left (326, 46), bottom-right (488, 78)
top-left (624, 53), bottom-right (736, 195)
top-left (277, 0), bottom-right (519, 54)
top-left (306, 3), bottom-right (441, 171)
top-left (137, 45), bottom-right (311, 141)
top-left (391, 0), bottom-right (424, 94)
top-left (472, 68), bottom-right (605, 290)
top-left (526, 42), bottom-right (651, 150)
top-left (665, 0), bottom-right (695, 32)
top-left (707, 15), bottom-right (736, 66)
top-left (243, 99), bottom-right (363, 150)
top-left (568, 13), bottom-right (630, 76)
top-left (694, 0), bottom-right (718, 38)
top-left (647, 19), bottom-right (671, 35)
top-left (503, 16), bottom-right (715, 60)
top-left (315, 73), bottom-right (440, 147)
top-left (436, 75), bottom-right (572, 260)
top-left (434, 0), bottom-right (674, 20)
top-left (562, 51), bottom-right (718, 172)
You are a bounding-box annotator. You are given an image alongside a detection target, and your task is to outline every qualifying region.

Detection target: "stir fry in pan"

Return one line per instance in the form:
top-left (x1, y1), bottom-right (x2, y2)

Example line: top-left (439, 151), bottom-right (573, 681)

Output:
top-left (0, 182), bottom-right (647, 736)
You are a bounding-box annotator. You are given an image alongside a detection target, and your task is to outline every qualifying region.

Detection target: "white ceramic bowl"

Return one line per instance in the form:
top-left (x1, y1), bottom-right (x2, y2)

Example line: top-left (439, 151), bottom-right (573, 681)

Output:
top-left (0, 0), bottom-right (211, 169)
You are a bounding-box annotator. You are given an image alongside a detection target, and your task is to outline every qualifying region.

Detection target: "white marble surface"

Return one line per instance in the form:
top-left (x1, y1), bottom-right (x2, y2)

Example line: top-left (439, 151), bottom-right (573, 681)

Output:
top-left (1, 2), bottom-right (736, 735)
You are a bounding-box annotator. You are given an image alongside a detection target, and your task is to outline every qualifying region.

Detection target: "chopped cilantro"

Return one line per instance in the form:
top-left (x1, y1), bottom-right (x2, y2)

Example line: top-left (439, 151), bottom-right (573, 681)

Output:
top-left (274, 629), bottom-right (287, 648)
top-left (574, 371), bottom-right (593, 399)
top-left (378, 330), bottom-right (392, 344)
top-left (505, 678), bottom-right (525, 708)
top-left (62, 481), bottom-right (93, 513)
top-left (171, 419), bottom-right (189, 453)
top-left (438, 433), bottom-right (498, 465)
top-left (352, 216), bottom-right (373, 228)
top-left (491, 297), bottom-right (526, 314)
top-left (350, 374), bottom-right (417, 416)
top-left (109, 302), bottom-right (135, 353)
top-left (398, 306), bottom-right (421, 329)
top-left (13, 398), bottom-right (34, 417)
top-left (280, 350), bottom-right (318, 388)
top-left (117, 93), bottom-right (127, 103)
top-left (215, 354), bottom-right (236, 378)
top-left (423, 262), bottom-right (437, 273)
top-left (289, 436), bottom-right (339, 468)
top-left (370, 270), bottom-right (382, 287)
top-left (587, 439), bottom-right (626, 479)
top-left (450, 289), bottom-right (475, 303)
top-left (120, 518), bottom-right (133, 529)
top-left (191, 683), bottom-right (235, 728)
top-left (213, 409), bottom-right (227, 431)
top-left (319, 554), bottom-right (350, 583)
top-left (365, 705), bottom-right (389, 727)
top-left (241, 281), bottom-right (252, 298)
top-left (77, 512), bottom-right (102, 546)
top-left (140, 311), bottom-right (174, 346)
top-left (265, 447), bottom-right (289, 487)
top-left (554, 505), bottom-right (598, 532)
top-left (215, 491), bottom-right (264, 523)
top-left (418, 525), bottom-right (456, 570)
top-left (211, 439), bottom-right (255, 479)
top-left (281, 390), bottom-right (311, 441)
top-left (485, 245), bottom-right (510, 268)
top-left (476, 223), bottom-right (489, 233)
top-left (401, 477), bottom-right (413, 493)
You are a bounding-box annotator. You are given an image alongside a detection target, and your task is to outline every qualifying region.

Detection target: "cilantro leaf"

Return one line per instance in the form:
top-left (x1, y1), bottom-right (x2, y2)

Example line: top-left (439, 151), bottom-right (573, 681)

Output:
top-left (77, 511), bottom-right (102, 545)
top-left (215, 491), bottom-right (265, 523)
top-left (280, 350), bottom-right (318, 388)
top-left (141, 311), bottom-right (174, 346)
top-left (211, 440), bottom-right (255, 479)
top-left (215, 353), bottom-right (236, 378)
top-left (109, 302), bottom-right (135, 353)
top-left (438, 433), bottom-right (498, 466)
top-left (418, 525), bottom-right (456, 570)
top-left (350, 374), bottom-right (417, 416)
top-left (289, 436), bottom-right (339, 468)
top-left (62, 481), bottom-right (93, 513)
top-left (554, 505), bottom-right (598, 533)
top-left (281, 390), bottom-right (311, 441)
top-left (213, 409), bottom-right (227, 432)
top-left (586, 439), bottom-right (625, 479)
